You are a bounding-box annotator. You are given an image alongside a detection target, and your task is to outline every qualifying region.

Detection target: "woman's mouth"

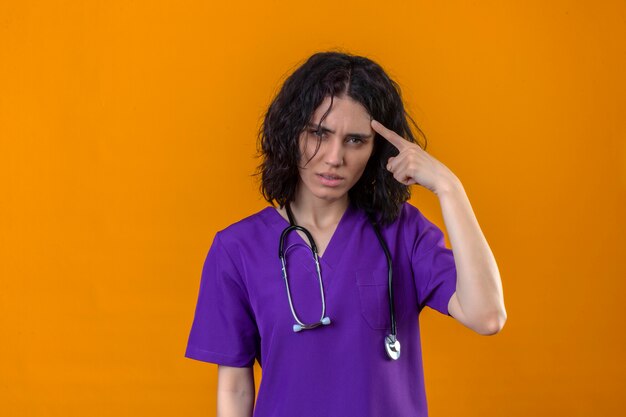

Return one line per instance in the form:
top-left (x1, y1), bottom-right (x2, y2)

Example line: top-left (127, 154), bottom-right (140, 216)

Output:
top-left (317, 174), bottom-right (344, 187)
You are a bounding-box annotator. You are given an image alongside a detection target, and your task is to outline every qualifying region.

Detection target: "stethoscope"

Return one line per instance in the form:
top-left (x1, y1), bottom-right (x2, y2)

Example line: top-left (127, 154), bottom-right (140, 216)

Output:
top-left (278, 202), bottom-right (401, 360)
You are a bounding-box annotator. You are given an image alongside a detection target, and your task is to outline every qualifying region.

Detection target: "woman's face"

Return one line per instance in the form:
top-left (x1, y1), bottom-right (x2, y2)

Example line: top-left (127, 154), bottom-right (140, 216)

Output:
top-left (296, 94), bottom-right (375, 204)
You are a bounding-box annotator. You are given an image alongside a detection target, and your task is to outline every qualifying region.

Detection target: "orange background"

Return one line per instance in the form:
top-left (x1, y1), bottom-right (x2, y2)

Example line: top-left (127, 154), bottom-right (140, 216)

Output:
top-left (1, 1), bottom-right (625, 416)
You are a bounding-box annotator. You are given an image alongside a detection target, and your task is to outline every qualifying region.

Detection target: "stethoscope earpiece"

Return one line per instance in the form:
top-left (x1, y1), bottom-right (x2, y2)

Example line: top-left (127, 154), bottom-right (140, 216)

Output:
top-left (292, 317), bottom-right (331, 333)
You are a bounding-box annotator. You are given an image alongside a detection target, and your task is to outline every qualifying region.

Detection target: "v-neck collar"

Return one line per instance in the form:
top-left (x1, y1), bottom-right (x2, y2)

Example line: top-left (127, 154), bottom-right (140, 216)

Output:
top-left (266, 200), bottom-right (359, 271)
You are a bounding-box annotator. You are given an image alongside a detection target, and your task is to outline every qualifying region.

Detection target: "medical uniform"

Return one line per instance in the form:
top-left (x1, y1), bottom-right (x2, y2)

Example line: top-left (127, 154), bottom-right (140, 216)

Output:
top-left (185, 200), bottom-right (457, 417)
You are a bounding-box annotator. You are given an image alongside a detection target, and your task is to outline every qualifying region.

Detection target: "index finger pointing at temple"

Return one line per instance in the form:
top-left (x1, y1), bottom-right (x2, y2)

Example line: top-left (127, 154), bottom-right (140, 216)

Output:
top-left (371, 119), bottom-right (408, 151)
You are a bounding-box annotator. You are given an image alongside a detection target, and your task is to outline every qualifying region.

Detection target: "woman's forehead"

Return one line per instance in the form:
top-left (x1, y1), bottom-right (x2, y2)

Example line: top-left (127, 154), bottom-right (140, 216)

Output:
top-left (309, 95), bottom-right (371, 128)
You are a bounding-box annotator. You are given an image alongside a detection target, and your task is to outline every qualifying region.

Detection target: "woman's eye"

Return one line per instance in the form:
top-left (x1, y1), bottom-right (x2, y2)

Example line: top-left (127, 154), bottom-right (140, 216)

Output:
top-left (347, 137), bottom-right (364, 144)
top-left (310, 129), bottom-right (326, 138)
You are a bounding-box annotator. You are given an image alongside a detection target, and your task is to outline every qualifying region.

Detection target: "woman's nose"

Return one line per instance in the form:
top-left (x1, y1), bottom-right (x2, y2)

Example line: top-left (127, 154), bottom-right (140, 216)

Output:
top-left (324, 138), bottom-right (345, 166)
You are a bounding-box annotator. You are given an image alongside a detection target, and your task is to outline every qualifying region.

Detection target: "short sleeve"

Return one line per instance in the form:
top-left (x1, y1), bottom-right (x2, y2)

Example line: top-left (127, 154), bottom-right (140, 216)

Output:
top-left (184, 232), bottom-right (259, 367)
top-left (407, 206), bottom-right (458, 316)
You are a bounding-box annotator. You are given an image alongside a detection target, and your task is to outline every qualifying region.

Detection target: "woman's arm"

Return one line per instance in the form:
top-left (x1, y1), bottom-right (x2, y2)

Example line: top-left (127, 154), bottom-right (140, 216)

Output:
top-left (370, 119), bottom-right (506, 335)
top-left (217, 365), bottom-right (255, 417)
top-left (436, 175), bottom-right (507, 335)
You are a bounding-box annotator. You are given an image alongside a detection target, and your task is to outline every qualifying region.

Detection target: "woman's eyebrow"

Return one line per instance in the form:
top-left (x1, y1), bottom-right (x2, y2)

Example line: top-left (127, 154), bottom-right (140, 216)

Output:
top-left (307, 122), bottom-right (373, 139)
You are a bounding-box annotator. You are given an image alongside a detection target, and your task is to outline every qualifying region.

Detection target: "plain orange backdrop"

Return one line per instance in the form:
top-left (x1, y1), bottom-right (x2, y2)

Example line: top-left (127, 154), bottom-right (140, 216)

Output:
top-left (1, 1), bottom-right (624, 416)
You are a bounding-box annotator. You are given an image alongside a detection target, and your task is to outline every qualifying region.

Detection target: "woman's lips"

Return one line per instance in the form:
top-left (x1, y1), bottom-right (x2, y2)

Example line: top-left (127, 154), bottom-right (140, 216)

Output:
top-left (317, 174), bottom-right (343, 187)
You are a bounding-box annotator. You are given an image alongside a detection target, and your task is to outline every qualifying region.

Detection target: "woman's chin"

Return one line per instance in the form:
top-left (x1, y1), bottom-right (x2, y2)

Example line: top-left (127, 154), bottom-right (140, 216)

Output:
top-left (312, 188), bottom-right (348, 202)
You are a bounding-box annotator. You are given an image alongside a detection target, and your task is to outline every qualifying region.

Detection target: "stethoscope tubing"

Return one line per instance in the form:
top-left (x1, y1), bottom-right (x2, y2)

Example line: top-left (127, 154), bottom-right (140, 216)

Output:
top-left (279, 224), bottom-right (329, 330)
top-left (277, 203), bottom-right (398, 346)
top-left (366, 211), bottom-right (397, 338)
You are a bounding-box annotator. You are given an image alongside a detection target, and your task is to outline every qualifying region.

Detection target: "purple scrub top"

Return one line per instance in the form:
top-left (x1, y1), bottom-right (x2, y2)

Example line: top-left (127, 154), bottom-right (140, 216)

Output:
top-left (185, 200), bottom-right (457, 417)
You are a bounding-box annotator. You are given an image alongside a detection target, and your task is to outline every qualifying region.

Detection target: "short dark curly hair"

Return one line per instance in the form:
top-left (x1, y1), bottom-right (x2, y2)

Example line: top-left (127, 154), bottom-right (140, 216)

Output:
top-left (253, 50), bottom-right (428, 226)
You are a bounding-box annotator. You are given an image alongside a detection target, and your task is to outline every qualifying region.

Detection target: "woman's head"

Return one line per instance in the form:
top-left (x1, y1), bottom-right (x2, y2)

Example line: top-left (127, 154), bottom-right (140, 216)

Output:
top-left (254, 50), bottom-right (427, 225)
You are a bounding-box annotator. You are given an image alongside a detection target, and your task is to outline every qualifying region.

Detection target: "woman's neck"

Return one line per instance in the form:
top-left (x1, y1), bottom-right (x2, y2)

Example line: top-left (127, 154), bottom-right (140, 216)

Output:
top-left (288, 192), bottom-right (349, 230)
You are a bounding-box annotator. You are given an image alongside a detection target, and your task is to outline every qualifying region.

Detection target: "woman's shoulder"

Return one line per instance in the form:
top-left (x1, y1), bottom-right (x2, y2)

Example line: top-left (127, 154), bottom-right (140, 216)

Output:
top-left (385, 201), bottom-right (429, 228)
top-left (215, 205), bottom-right (277, 244)
top-left (382, 201), bottom-right (442, 239)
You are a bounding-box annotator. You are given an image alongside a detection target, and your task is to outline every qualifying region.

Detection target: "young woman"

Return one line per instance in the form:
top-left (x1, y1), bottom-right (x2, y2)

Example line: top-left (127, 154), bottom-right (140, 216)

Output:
top-left (185, 51), bottom-right (506, 417)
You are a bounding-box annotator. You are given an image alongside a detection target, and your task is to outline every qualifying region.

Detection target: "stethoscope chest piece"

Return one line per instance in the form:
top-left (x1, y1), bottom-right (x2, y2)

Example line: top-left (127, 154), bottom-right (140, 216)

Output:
top-left (385, 334), bottom-right (401, 360)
